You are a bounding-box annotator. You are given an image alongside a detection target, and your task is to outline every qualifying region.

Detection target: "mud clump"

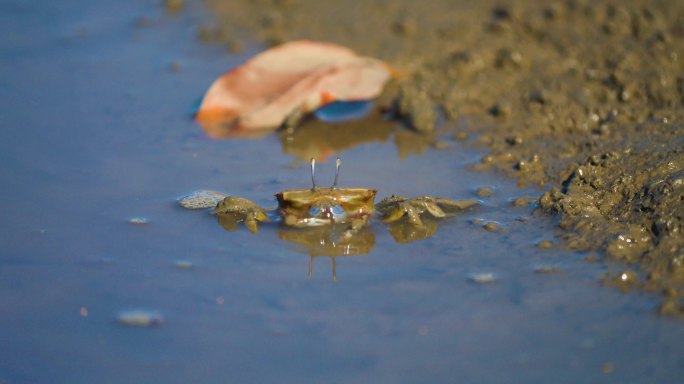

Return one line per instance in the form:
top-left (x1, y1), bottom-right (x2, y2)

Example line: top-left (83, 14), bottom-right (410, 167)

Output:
top-left (394, 84), bottom-right (436, 133)
top-left (202, 0), bottom-right (684, 314)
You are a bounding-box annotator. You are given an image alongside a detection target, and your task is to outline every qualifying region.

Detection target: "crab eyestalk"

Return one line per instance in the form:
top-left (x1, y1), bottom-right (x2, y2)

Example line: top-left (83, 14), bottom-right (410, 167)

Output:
top-left (332, 157), bottom-right (341, 189)
top-left (310, 157), bottom-right (318, 190)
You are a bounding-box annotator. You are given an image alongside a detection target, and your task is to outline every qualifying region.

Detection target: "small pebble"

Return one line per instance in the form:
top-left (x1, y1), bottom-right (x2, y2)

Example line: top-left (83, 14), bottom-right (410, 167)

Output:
top-left (174, 260), bottom-right (193, 269)
top-left (537, 240), bottom-right (554, 249)
top-left (617, 271), bottom-right (637, 283)
top-left (483, 221), bottom-right (500, 232)
top-left (658, 299), bottom-right (684, 316)
top-left (602, 361), bottom-right (615, 374)
top-left (489, 101), bottom-right (513, 118)
top-left (128, 217), bottom-right (149, 225)
top-left (168, 61), bottom-right (182, 72)
top-left (468, 272), bottom-right (497, 284)
top-left (116, 309), bottom-right (164, 327)
top-left (480, 155), bottom-right (494, 164)
top-left (512, 197), bottom-right (536, 207)
top-left (533, 265), bottom-right (560, 274)
top-left (163, 0), bottom-right (184, 13)
top-left (432, 140), bottom-right (450, 150)
top-left (476, 187), bottom-right (494, 197)
top-left (453, 131), bottom-right (469, 141)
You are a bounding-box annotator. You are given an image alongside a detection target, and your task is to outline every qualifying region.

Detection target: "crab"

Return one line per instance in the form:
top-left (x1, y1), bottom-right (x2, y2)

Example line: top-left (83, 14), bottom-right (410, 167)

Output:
top-left (179, 158), bottom-right (478, 241)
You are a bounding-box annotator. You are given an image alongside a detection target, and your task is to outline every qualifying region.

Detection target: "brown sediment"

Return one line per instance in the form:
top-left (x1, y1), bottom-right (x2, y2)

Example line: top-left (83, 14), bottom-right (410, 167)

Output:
top-left (200, 0), bottom-right (684, 315)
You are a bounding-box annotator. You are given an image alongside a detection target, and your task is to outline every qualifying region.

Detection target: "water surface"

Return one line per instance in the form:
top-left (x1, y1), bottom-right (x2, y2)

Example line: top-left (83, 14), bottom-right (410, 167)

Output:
top-left (1, 1), bottom-right (683, 383)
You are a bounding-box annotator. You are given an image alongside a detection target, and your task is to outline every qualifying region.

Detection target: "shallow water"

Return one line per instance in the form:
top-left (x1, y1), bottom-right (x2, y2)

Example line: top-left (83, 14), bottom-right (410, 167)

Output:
top-left (1, 1), bottom-right (683, 383)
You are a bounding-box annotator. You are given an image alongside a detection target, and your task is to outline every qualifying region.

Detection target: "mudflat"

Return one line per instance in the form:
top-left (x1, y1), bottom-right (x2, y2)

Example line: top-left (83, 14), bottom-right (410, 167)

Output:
top-left (201, 0), bottom-right (684, 313)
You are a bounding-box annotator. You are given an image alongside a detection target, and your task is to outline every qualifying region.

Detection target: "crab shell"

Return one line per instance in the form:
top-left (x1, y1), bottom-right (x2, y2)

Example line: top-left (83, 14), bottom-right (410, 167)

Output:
top-left (275, 187), bottom-right (377, 227)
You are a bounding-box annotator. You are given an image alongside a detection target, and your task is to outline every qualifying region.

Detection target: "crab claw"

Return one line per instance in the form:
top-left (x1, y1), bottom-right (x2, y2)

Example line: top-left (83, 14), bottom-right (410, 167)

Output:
top-left (380, 203), bottom-right (422, 226)
top-left (423, 203), bottom-right (446, 218)
top-left (211, 196), bottom-right (268, 233)
top-left (404, 207), bottom-right (424, 227)
top-left (216, 210), bottom-right (267, 234)
top-left (244, 212), bottom-right (267, 234)
top-left (380, 204), bottom-right (406, 223)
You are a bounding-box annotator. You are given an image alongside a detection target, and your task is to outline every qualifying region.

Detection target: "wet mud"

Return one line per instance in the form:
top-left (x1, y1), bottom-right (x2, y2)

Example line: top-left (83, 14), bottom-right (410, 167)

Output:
top-left (201, 0), bottom-right (684, 313)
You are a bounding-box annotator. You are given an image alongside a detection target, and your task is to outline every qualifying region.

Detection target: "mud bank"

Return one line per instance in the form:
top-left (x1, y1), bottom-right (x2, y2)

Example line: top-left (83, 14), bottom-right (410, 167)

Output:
top-left (200, 0), bottom-right (684, 313)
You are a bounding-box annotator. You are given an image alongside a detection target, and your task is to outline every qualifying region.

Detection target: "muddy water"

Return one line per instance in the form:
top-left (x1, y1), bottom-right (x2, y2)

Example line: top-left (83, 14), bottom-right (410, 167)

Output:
top-left (1, 1), bottom-right (683, 383)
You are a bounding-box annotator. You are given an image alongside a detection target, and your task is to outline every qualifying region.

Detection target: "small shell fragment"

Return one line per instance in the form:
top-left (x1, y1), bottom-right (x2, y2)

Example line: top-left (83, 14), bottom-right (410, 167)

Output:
top-left (468, 272), bottom-right (497, 284)
top-left (128, 217), bottom-right (149, 225)
top-left (116, 309), bottom-right (164, 327)
top-left (178, 190), bottom-right (228, 209)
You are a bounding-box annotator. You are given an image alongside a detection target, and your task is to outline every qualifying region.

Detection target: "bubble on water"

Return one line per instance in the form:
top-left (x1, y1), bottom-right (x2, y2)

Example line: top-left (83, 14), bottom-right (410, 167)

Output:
top-left (116, 309), bottom-right (164, 327)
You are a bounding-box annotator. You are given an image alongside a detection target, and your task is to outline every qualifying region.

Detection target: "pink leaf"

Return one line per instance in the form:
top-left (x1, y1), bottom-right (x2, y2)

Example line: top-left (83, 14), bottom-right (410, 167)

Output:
top-left (196, 40), bottom-right (392, 138)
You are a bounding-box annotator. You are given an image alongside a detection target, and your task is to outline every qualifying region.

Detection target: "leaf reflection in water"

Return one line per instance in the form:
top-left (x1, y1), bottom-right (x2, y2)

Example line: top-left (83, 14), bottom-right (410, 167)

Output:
top-left (280, 111), bottom-right (395, 162)
top-left (280, 112), bottom-right (438, 162)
